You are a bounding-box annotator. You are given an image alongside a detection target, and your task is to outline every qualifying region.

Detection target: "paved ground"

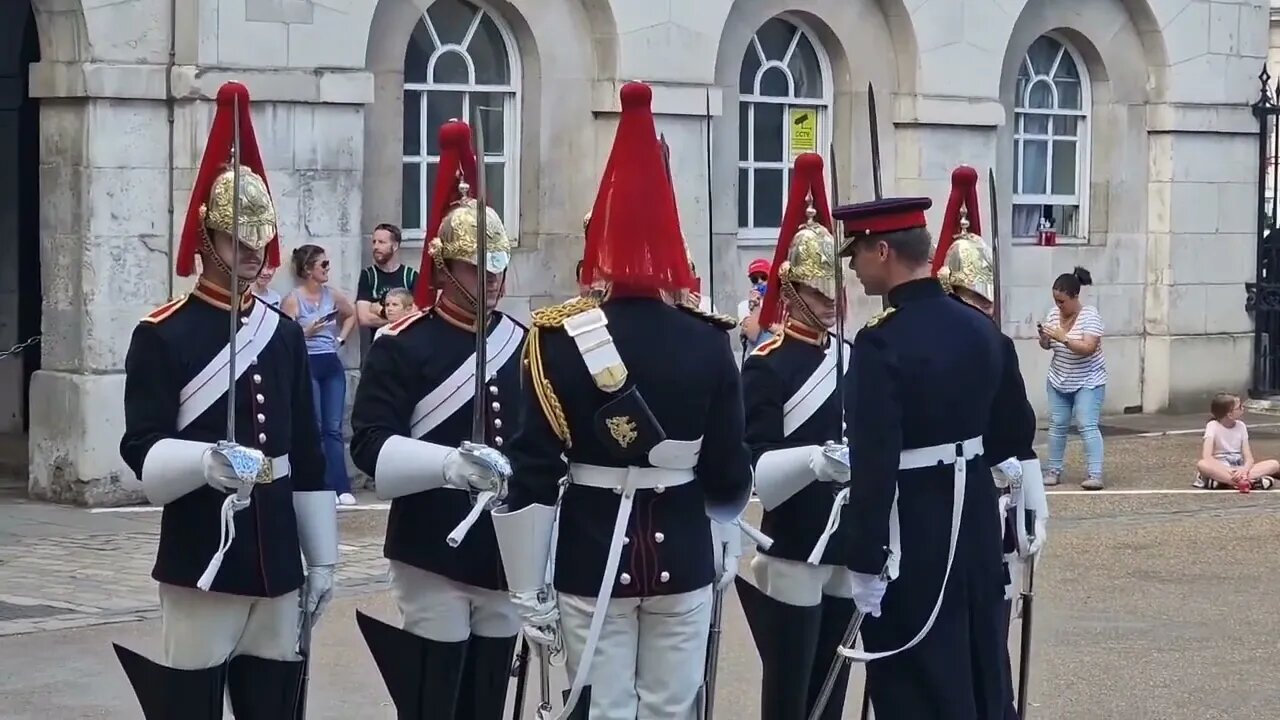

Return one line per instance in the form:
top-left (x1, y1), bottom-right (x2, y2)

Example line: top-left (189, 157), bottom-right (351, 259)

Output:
top-left (1, 413), bottom-right (1280, 718)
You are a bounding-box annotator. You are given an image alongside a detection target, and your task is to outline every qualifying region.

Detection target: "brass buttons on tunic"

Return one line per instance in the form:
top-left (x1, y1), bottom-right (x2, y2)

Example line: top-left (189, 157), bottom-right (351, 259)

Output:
top-left (619, 573), bottom-right (631, 585)
top-left (654, 532), bottom-right (665, 543)
top-left (258, 432), bottom-right (267, 443)
top-left (659, 571), bottom-right (670, 582)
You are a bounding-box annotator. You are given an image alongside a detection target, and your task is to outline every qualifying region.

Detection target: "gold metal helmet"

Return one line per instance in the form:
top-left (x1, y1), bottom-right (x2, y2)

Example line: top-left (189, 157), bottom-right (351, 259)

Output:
top-left (200, 167), bottom-right (278, 251)
top-left (778, 198), bottom-right (838, 299)
top-left (428, 180), bottom-right (513, 274)
top-left (937, 208), bottom-right (995, 303)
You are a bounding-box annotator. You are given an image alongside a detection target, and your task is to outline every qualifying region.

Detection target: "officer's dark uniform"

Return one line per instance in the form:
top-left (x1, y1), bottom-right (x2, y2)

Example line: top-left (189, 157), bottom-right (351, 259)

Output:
top-left (348, 300), bottom-right (525, 719)
top-left (120, 279), bottom-right (326, 597)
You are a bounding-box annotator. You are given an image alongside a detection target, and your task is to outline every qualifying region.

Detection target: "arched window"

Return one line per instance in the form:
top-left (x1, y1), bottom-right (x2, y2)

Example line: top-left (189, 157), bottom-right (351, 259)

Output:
top-left (1012, 34), bottom-right (1090, 241)
top-left (737, 17), bottom-right (832, 242)
top-left (402, 0), bottom-right (520, 242)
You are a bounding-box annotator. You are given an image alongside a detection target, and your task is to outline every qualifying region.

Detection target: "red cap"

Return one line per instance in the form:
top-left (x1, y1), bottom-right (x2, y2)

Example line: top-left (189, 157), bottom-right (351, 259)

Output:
top-left (580, 82), bottom-right (695, 295)
top-left (176, 82), bottom-right (278, 277)
top-left (747, 258), bottom-right (771, 276)
top-left (758, 153), bottom-right (835, 329)
top-left (930, 165), bottom-right (982, 277)
top-left (833, 197), bottom-right (932, 252)
top-left (413, 120), bottom-right (479, 309)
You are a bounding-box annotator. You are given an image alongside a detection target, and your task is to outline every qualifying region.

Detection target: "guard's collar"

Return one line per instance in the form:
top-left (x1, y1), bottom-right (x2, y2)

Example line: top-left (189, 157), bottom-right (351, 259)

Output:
top-left (436, 296), bottom-right (495, 333)
top-left (192, 276), bottom-right (254, 312)
top-left (784, 319), bottom-right (827, 346)
top-left (887, 276), bottom-right (945, 308)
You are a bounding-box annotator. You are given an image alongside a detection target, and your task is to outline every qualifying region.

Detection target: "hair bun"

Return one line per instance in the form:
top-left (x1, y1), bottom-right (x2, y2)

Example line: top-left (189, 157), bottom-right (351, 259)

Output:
top-left (1072, 266), bottom-right (1093, 286)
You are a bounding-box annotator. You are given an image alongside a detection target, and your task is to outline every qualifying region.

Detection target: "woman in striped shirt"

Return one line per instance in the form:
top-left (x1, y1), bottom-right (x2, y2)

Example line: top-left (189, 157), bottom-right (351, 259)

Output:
top-left (1038, 266), bottom-right (1107, 489)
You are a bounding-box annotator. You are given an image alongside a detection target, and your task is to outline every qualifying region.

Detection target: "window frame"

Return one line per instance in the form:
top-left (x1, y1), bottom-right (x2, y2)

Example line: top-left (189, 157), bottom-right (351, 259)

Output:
top-left (736, 16), bottom-right (835, 247)
top-left (401, 0), bottom-right (522, 246)
top-left (1011, 32), bottom-right (1092, 244)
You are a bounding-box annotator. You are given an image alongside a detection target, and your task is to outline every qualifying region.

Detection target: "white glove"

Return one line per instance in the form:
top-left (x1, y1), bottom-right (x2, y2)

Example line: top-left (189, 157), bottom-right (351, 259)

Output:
top-left (300, 564), bottom-right (336, 623)
top-left (201, 443), bottom-right (263, 494)
top-left (808, 444), bottom-right (850, 484)
top-left (850, 571), bottom-right (888, 617)
top-left (443, 442), bottom-right (513, 494)
top-left (710, 521), bottom-right (742, 590)
top-left (510, 589), bottom-right (559, 648)
top-left (993, 458), bottom-right (1022, 488)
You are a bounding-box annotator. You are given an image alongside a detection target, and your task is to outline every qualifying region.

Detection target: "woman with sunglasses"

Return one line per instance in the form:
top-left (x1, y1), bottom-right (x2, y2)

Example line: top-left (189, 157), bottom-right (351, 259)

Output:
top-left (283, 244), bottom-right (358, 505)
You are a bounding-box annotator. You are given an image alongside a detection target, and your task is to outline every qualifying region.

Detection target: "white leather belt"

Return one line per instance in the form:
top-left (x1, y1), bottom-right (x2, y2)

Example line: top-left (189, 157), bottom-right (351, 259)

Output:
top-left (568, 463), bottom-right (696, 491)
top-left (898, 436), bottom-right (984, 470)
top-left (841, 434), bottom-right (983, 663)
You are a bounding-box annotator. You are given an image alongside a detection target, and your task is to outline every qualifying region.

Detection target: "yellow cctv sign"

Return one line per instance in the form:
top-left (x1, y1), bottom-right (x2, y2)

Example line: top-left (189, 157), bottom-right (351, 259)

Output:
top-left (790, 109), bottom-right (816, 158)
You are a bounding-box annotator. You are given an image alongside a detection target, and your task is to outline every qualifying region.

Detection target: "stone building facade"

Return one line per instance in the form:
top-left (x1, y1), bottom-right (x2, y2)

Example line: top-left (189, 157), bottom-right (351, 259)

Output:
top-left (0, 0), bottom-right (1269, 504)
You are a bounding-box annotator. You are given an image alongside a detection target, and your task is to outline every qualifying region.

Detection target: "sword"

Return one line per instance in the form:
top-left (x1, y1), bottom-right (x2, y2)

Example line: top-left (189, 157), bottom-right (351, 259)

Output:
top-left (867, 83), bottom-right (887, 311)
top-left (807, 551), bottom-right (893, 720)
top-left (829, 143), bottom-right (848, 437)
top-left (704, 89), bottom-right (715, 311)
top-left (1017, 557), bottom-right (1037, 718)
top-left (988, 168), bottom-right (1004, 326)
top-left (294, 582), bottom-right (315, 719)
top-left (510, 639), bottom-right (531, 720)
top-left (471, 105), bottom-right (490, 444)
top-left (696, 586), bottom-right (726, 720)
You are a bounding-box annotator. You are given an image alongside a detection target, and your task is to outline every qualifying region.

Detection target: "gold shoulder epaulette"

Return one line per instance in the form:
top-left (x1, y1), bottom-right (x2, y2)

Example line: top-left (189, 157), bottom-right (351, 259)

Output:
top-left (382, 309), bottom-right (428, 337)
top-left (531, 295), bottom-right (600, 329)
top-left (140, 295), bottom-right (190, 324)
top-left (750, 334), bottom-right (784, 357)
top-left (865, 306), bottom-right (897, 328)
top-left (676, 302), bottom-right (738, 330)
top-left (523, 323), bottom-right (572, 447)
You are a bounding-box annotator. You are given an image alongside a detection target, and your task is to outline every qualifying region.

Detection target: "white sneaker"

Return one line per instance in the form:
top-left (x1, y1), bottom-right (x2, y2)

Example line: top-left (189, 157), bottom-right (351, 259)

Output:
top-left (338, 493), bottom-right (357, 506)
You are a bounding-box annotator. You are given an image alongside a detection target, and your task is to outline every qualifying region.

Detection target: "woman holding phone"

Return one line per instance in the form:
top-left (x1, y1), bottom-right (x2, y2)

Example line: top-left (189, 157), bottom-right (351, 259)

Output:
top-left (283, 244), bottom-right (358, 504)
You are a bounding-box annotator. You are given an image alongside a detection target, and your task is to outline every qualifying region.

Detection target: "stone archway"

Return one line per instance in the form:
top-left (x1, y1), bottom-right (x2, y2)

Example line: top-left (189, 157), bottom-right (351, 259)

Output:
top-left (0, 3), bottom-right (41, 488)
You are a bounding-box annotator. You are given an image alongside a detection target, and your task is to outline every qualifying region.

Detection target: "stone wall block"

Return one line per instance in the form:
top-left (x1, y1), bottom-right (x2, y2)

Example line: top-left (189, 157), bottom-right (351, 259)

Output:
top-left (1165, 283), bottom-right (1208, 335)
top-left (82, 0), bottom-right (172, 64)
top-left (1170, 133), bottom-right (1256, 184)
top-left (217, 3), bottom-right (289, 69)
top-left (1202, 282), bottom-right (1251, 335)
top-left (39, 164), bottom-right (89, 237)
top-left (27, 371), bottom-right (141, 506)
top-left (39, 104), bottom-right (88, 168)
top-left (293, 106), bottom-right (364, 171)
top-left (86, 100), bottom-right (169, 169)
top-left (1209, 1), bottom-right (1240, 55)
top-left (86, 168), bottom-right (170, 238)
top-left (1092, 283), bottom-right (1145, 336)
top-left (1168, 181), bottom-right (1220, 234)
top-left (1216, 181), bottom-right (1257, 235)
top-left (1168, 233), bottom-right (1253, 284)
top-left (1163, 1), bottom-right (1211, 66)
top-left (1167, 333), bottom-right (1253, 409)
top-left (298, 170), bottom-right (362, 239)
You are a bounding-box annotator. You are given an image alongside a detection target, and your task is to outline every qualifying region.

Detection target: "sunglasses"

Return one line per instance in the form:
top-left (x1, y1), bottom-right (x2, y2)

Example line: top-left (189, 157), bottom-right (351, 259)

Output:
top-left (313, 260), bottom-right (330, 270)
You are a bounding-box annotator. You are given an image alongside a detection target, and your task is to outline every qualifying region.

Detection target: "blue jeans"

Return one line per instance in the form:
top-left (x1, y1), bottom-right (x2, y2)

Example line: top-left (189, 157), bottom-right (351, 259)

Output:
top-left (1046, 381), bottom-right (1105, 478)
top-left (309, 352), bottom-right (351, 494)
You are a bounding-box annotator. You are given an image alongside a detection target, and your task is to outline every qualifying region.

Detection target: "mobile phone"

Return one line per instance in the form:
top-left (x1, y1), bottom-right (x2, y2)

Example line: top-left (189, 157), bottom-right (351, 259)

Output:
top-left (317, 309), bottom-right (340, 325)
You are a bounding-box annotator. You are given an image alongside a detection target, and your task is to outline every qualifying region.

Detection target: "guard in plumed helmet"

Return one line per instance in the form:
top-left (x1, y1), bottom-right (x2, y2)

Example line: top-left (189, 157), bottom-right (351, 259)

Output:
top-left (933, 166), bottom-right (1045, 719)
top-left (348, 118), bottom-right (525, 720)
top-left (734, 152), bottom-right (858, 720)
top-left (113, 81), bottom-right (337, 719)
top-left (491, 81), bottom-right (754, 720)
top-left (830, 192), bottom-right (1031, 718)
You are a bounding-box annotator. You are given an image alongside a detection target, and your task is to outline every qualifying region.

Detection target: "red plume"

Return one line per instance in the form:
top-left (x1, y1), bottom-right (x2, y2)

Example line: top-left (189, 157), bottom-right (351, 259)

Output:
top-left (931, 165), bottom-right (982, 277)
top-left (176, 82), bottom-right (278, 278)
top-left (413, 120), bottom-right (478, 310)
top-left (580, 82), bottom-right (696, 296)
top-left (757, 153), bottom-right (835, 329)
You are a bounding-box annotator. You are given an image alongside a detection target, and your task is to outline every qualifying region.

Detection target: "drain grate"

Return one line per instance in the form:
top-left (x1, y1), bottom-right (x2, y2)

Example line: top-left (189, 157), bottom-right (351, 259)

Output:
top-left (0, 601), bottom-right (65, 622)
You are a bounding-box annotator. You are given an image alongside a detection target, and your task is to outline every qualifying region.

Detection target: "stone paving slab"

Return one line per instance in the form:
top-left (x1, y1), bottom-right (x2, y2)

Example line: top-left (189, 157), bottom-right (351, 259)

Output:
top-left (0, 528), bottom-right (390, 638)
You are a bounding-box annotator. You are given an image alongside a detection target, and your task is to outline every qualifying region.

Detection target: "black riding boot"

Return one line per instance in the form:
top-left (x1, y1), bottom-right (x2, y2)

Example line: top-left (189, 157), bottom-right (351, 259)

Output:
top-left (736, 576), bottom-right (825, 720)
top-left (113, 643), bottom-right (227, 720)
top-left (357, 610), bottom-right (468, 720)
top-left (226, 654), bottom-right (306, 719)
top-left (455, 634), bottom-right (519, 720)
top-left (806, 594), bottom-right (857, 720)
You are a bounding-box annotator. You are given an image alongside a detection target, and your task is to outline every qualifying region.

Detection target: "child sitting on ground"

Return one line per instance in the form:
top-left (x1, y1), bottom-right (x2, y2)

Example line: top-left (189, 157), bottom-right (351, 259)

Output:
top-left (373, 287), bottom-right (415, 340)
top-left (1195, 392), bottom-right (1277, 490)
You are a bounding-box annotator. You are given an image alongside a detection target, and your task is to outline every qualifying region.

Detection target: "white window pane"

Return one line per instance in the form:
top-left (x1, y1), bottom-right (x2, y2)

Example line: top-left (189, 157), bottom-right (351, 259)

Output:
top-left (1058, 204), bottom-right (1081, 237)
top-left (1022, 114), bottom-right (1049, 134)
top-left (427, 0), bottom-right (477, 46)
top-left (756, 18), bottom-right (795, 61)
top-left (1020, 140), bottom-right (1048, 194)
top-left (404, 90), bottom-right (422, 155)
top-left (470, 92), bottom-right (505, 153)
top-left (740, 45), bottom-right (761, 94)
top-left (1015, 75), bottom-right (1029, 109)
top-left (433, 51), bottom-right (470, 85)
top-left (403, 162), bottom-right (423, 230)
top-left (426, 91), bottom-right (466, 155)
top-left (753, 168), bottom-right (784, 227)
top-left (1053, 115), bottom-right (1079, 136)
top-left (1028, 80), bottom-right (1053, 109)
top-left (1012, 204), bottom-right (1041, 237)
top-left (471, 14), bottom-right (512, 85)
top-left (425, 162), bottom-right (440, 227)
top-left (482, 162), bottom-right (505, 223)
top-left (753, 103), bottom-right (784, 162)
top-left (1013, 141), bottom-right (1021, 193)
top-left (738, 168), bottom-right (750, 228)
top-left (405, 21), bottom-right (433, 84)
top-left (739, 104), bottom-right (750, 161)
top-left (1051, 140), bottom-right (1077, 195)
top-left (759, 66), bottom-right (789, 97)
top-left (1027, 36), bottom-right (1061, 75)
top-left (1055, 49), bottom-right (1080, 81)
top-left (1057, 79), bottom-right (1082, 110)
top-left (788, 32), bottom-right (823, 99)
